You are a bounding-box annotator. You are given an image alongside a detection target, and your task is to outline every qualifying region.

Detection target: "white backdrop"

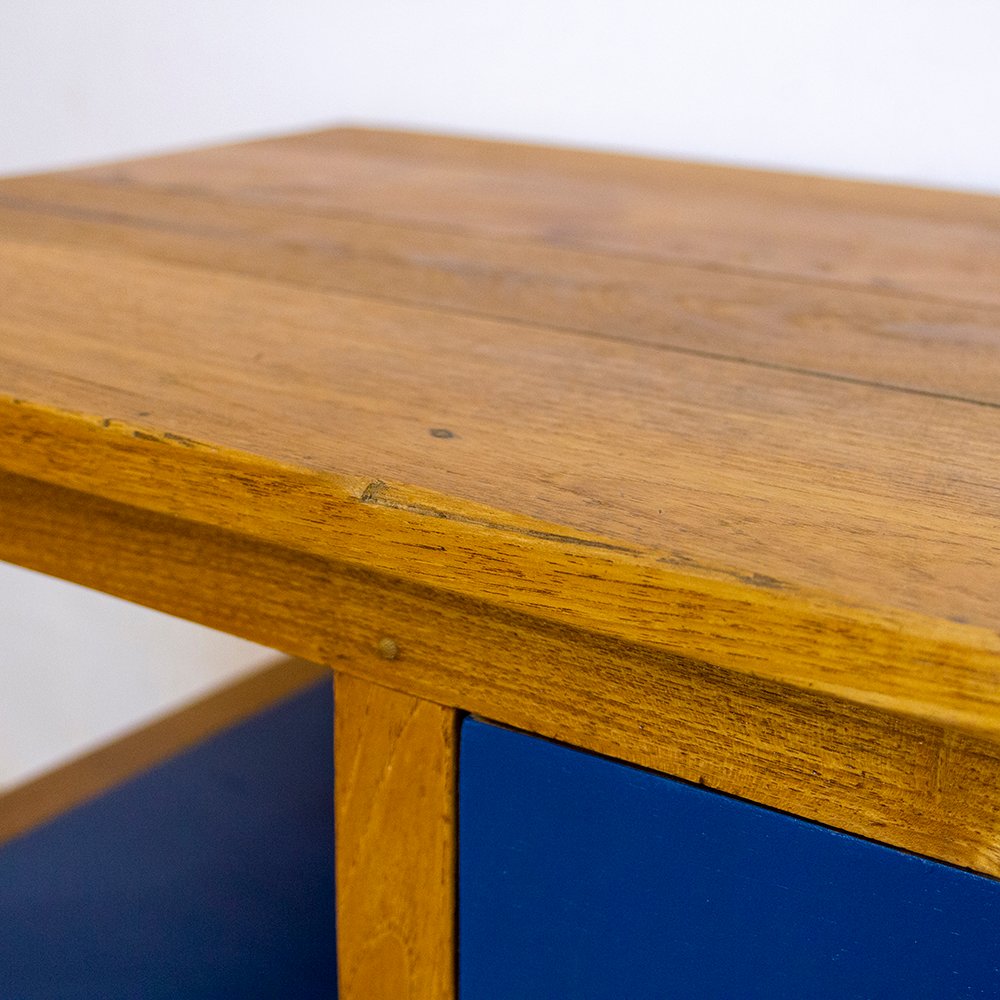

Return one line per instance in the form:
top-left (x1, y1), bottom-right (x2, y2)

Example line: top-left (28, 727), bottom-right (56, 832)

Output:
top-left (2, 0), bottom-right (998, 787)
top-left (2, 0), bottom-right (999, 189)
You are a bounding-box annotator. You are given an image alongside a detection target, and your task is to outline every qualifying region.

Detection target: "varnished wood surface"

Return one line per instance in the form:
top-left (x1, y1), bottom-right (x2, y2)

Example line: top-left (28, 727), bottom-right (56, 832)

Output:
top-left (0, 655), bottom-right (328, 843)
top-left (334, 673), bottom-right (456, 999)
top-left (2, 470), bottom-right (999, 879)
top-left (1, 237), bottom-right (998, 733)
top-left (71, 128), bottom-right (1000, 310)
top-left (4, 172), bottom-right (1000, 407)
top-left (2, 128), bottom-right (1000, 868)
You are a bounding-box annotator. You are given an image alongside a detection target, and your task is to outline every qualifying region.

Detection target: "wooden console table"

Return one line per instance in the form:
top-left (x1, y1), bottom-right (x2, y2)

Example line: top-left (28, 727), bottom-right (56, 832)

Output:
top-left (2, 128), bottom-right (999, 997)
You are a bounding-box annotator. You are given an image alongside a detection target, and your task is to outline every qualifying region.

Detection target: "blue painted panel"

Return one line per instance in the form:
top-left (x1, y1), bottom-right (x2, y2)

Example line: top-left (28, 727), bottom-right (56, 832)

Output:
top-left (0, 679), bottom-right (337, 999)
top-left (460, 718), bottom-right (1000, 999)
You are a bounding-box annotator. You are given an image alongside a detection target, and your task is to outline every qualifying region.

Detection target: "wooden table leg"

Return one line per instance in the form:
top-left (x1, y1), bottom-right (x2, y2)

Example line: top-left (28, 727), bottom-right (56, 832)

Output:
top-left (333, 672), bottom-right (456, 1000)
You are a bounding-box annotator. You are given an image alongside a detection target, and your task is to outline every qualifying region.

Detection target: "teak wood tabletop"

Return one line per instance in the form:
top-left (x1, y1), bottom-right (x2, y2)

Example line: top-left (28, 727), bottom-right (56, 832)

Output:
top-left (1, 127), bottom-right (999, 995)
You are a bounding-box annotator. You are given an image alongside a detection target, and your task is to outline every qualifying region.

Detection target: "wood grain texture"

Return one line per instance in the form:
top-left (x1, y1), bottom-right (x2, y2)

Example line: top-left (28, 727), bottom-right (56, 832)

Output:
top-left (0, 246), bottom-right (998, 735)
top-left (2, 129), bottom-right (1000, 870)
top-left (0, 656), bottom-right (328, 843)
top-left (3, 174), bottom-right (1000, 406)
top-left (66, 126), bottom-right (1000, 309)
top-left (334, 673), bottom-right (455, 1000)
top-left (2, 470), bottom-right (998, 878)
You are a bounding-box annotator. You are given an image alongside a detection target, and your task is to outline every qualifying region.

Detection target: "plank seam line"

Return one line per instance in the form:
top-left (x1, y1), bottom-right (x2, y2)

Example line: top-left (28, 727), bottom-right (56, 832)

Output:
top-left (4, 192), bottom-right (1000, 412)
top-left (3, 182), bottom-right (998, 314)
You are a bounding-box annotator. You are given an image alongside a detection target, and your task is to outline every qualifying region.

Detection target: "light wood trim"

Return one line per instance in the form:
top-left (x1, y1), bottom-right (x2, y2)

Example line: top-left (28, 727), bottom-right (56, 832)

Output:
top-left (334, 673), bottom-right (456, 1000)
top-left (0, 655), bottom-right (328, 843)
top-left (2, 470), bottom-right (998, 879)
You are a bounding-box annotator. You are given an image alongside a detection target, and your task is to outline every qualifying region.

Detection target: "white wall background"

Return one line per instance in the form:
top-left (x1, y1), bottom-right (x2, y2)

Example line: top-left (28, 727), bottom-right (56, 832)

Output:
top-left (2, 0), bottom-right (998, 788)
top-left (2, 0), bottom-right (1000, 190)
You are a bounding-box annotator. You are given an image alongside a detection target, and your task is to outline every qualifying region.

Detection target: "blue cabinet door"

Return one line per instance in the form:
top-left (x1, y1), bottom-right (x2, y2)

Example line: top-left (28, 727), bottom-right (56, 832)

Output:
top-left (0, 680), bottom-right (337, 1000)
top-left (459, 718), bottom-right (1000, 999)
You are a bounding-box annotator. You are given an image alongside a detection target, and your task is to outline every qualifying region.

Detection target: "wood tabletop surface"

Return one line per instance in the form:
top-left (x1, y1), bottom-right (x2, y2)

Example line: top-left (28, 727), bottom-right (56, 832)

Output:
top-left (2, 128), bottom-right (999, 874)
